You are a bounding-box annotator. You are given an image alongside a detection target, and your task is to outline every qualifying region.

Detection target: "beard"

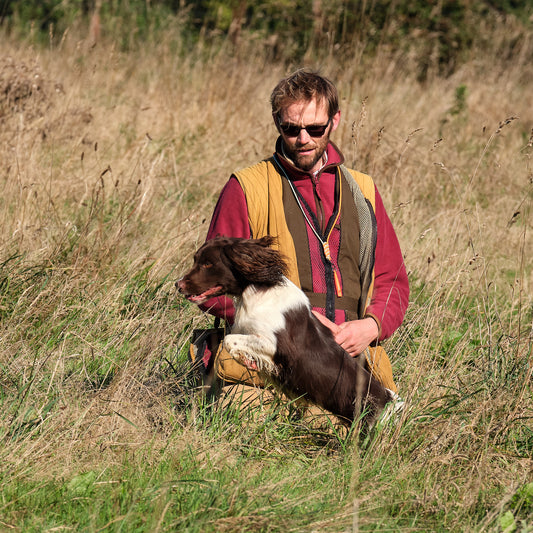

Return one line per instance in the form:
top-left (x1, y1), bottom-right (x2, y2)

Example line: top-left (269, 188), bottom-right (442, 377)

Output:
top-left (282, 132), bottom-right (331, 172)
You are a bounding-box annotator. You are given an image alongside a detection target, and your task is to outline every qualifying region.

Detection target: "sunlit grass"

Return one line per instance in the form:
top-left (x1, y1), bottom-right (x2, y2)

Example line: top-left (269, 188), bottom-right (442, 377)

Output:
top-left (0, 26), bottom-right (531, 531)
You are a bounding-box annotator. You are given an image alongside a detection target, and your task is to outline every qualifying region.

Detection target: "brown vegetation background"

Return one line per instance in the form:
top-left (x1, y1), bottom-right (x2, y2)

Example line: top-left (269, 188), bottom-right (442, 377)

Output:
top-left (0, 9), bottom-right (532, 530)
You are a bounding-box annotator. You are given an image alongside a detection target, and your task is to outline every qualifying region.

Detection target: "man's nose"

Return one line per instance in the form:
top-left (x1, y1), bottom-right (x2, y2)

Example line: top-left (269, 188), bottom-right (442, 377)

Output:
top-left (297, 128), bottom-right (312, 143)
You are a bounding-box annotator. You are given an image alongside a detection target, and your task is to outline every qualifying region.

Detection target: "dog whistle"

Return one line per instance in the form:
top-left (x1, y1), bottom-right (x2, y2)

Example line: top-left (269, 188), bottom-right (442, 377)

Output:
top-left (333, 269), bottom-right (343, 297)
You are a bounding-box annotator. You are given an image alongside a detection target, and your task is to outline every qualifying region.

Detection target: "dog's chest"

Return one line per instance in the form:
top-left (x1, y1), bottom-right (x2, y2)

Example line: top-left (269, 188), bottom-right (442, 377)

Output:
top-left (233, 280), bottom-right (308, 336)
top-left (233, 292), bottom-right (285, 336)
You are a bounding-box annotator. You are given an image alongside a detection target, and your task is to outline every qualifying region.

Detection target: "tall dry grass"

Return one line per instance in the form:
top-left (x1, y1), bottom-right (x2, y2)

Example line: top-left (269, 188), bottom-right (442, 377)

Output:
top-left (0, 24), bottom-right (532, 531)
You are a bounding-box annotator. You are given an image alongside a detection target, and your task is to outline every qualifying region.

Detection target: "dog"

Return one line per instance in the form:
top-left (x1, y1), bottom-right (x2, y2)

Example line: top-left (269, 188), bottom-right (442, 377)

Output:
top-left (177, 236), bottom-right (394, 425)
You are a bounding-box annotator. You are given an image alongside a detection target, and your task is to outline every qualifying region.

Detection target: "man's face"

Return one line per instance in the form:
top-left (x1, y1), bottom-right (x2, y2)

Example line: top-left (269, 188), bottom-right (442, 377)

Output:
top-left (276, 98), bottom-right (340, 174)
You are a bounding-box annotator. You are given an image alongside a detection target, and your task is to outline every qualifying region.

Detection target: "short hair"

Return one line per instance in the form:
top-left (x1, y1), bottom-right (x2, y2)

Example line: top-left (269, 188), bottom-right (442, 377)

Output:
top-left (270, 69), bottom-right (339, 121)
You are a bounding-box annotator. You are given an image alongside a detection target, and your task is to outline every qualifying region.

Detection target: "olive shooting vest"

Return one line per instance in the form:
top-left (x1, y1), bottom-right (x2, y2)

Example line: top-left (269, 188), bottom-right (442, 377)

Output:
top-left (216, 157), bottom-right (397, 392)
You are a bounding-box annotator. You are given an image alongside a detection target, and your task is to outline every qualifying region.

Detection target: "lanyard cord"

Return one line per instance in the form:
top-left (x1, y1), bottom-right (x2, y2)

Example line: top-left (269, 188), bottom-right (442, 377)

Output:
top-left (272, 154), bottom-right (344, 305)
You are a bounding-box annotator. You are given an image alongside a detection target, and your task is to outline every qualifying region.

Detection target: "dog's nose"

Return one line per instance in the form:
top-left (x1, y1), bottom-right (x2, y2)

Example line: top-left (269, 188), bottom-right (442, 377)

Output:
top-left (175, 278), bottom-right (185, 292)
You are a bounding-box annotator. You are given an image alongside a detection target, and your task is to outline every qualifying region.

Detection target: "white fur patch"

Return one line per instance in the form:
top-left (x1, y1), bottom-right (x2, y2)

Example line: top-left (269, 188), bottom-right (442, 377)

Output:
top-left (227, 277), bottom-right (310, 374)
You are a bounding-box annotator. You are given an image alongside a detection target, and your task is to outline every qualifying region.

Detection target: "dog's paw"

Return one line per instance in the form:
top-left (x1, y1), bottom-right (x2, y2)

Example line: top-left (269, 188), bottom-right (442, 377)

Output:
top-left (223, 334), bottom-right (279, 375)
top-left (224, 335), bottom-right (259, 371)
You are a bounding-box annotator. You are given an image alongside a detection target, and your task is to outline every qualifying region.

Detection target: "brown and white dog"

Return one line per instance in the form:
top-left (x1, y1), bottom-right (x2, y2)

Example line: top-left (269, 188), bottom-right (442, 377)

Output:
top-left (177, 236), bottom-right (394, 425)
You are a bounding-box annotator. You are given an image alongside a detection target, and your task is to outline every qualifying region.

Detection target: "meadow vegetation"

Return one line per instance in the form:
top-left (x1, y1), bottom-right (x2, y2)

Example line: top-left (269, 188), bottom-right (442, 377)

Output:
top-left (0, 5), bottom-right (532, 532)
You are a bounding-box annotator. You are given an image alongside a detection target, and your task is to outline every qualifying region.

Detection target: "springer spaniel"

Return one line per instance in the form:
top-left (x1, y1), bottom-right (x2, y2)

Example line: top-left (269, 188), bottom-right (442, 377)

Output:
top-left (177, 236), bottom-right (394, 426)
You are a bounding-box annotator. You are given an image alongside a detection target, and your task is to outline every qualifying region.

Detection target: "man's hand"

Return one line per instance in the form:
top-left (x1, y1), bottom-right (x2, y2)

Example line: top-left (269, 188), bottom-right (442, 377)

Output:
top-left (312, 311), bottom-right (379, 357)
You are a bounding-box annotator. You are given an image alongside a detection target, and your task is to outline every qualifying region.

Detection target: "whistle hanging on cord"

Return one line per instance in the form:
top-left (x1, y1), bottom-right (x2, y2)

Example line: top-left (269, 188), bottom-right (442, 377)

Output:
top-left (322, 242), bottom-right (343, 297)
top-left (333, 270), bottom-right (343, 297)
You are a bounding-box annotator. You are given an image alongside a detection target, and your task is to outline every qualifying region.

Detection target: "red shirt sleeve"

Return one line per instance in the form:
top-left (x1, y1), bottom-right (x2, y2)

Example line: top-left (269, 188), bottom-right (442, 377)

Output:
top-left (205, 176), bottom-right (251, 241)
top-left (365, 187), bottom-right (409, 340)
top-left (198, 177), bottom-right (251, 323)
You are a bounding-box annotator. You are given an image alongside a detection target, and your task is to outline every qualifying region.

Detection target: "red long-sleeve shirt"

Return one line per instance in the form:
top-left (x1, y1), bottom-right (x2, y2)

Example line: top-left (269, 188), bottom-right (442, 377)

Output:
top-left (200, 141), bottom-right (409, 341)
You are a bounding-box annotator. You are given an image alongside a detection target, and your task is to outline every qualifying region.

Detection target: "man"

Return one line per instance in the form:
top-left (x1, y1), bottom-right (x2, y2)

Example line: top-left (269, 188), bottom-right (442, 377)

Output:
top-left (198, 69), bottom-right (408, 393)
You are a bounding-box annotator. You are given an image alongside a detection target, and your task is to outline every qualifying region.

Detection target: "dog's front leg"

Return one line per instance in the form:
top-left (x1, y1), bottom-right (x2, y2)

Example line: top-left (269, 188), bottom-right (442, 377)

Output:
top-left (224, 334), bottom-right (277, 375)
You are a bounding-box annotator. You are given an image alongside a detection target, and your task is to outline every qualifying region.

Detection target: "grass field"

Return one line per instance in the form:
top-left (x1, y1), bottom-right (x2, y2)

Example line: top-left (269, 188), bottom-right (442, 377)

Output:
top-left (0, 22), bottom-right (532, 532)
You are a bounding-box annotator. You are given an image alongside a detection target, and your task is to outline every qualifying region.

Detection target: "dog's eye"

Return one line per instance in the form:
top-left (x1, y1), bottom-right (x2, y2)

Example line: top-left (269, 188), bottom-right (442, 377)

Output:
top-left (201, 262), bottom-right (213, 269)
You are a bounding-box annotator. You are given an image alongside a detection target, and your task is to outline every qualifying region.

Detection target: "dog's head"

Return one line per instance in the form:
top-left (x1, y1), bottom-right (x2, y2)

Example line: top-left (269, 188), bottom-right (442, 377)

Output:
top-left (176, 235), bottom-right (288, 303)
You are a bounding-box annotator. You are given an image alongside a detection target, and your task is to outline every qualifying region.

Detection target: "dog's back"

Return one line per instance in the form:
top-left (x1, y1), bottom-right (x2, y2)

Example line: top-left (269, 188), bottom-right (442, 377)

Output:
top-left (265, 299), bottom-right (389, 423)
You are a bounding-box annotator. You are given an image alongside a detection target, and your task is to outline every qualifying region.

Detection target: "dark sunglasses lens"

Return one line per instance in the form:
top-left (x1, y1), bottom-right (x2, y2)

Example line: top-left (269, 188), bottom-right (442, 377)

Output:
top-left (305, 125), bottom-right (328, 136)
top-left (280, 124), bottom-right (301, 136)
top-left (280, 122), bottom-right (329, 137)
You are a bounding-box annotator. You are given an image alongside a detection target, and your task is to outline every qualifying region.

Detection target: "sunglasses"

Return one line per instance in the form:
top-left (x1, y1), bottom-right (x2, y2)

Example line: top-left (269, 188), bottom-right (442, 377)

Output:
top-left (278, 118), bottom-right (331, 138)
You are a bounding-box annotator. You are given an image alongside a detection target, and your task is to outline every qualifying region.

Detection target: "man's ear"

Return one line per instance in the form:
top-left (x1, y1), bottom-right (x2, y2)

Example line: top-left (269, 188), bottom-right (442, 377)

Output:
top-left (330, 110), bottom-right (341, 133)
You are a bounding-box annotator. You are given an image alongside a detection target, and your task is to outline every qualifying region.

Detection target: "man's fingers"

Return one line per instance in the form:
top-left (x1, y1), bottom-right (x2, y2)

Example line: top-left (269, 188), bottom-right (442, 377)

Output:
top-left (311, 313), bottom-right (366, 356)
top-left (312, 310), bottom-right (337, 331)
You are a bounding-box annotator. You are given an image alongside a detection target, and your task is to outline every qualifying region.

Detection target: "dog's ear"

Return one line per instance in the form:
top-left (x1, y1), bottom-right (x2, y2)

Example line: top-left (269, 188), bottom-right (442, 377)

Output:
top-left (222, 237), bottom-right (288, 284)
